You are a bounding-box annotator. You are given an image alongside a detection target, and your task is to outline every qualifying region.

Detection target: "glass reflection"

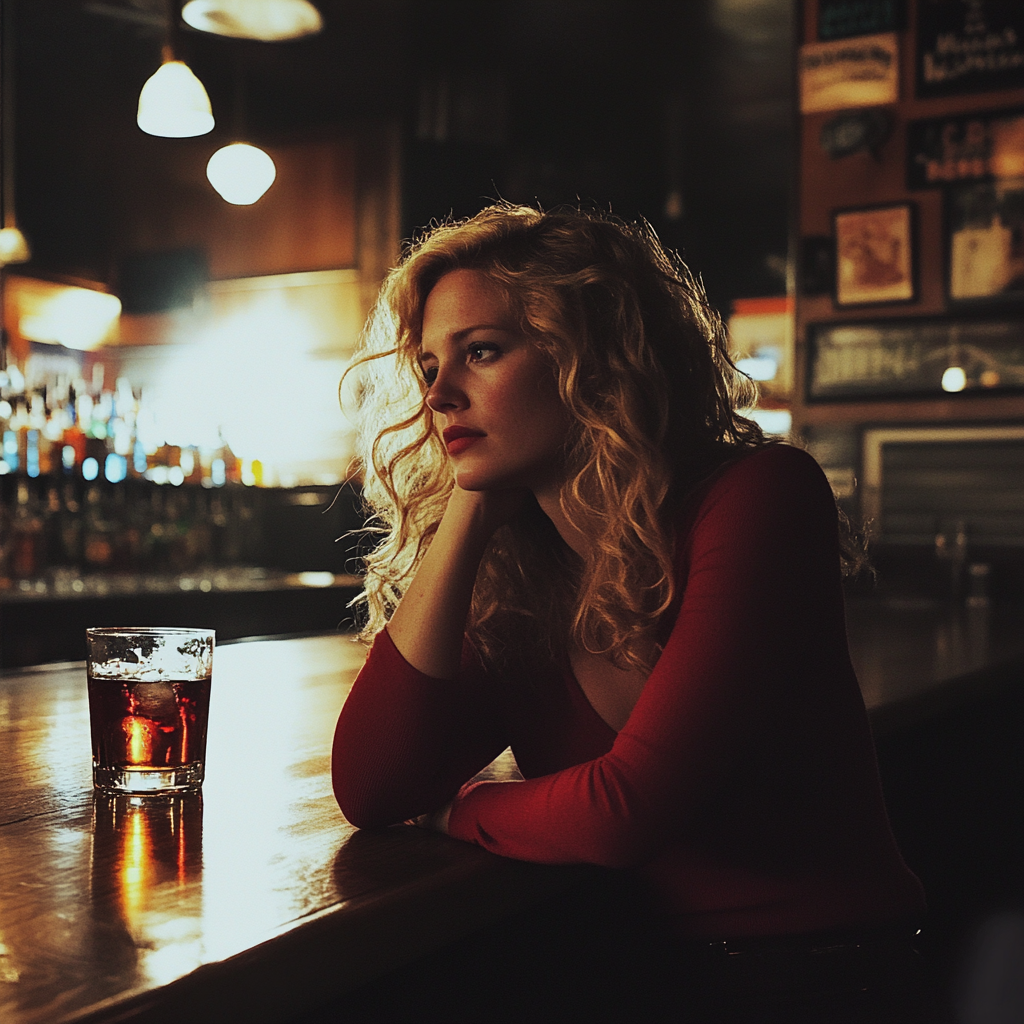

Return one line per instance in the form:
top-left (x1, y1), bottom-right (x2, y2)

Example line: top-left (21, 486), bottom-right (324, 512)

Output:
top-left (90, 793), bottom-right (205, 984)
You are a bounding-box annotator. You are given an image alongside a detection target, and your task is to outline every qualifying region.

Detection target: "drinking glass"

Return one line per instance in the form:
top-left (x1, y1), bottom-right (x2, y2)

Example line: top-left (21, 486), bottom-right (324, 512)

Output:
top-left (87, 627), bottom-right (214, 794)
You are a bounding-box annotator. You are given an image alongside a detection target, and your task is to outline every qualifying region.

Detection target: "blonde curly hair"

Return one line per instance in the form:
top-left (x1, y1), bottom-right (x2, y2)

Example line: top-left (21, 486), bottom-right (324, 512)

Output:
top-left (345, 203), bottom-right (769, 672)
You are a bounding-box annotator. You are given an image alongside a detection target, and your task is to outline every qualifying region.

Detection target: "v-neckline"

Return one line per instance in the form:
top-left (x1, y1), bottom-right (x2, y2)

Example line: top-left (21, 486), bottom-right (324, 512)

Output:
top-left (559, 659), bottom-right (622, 739)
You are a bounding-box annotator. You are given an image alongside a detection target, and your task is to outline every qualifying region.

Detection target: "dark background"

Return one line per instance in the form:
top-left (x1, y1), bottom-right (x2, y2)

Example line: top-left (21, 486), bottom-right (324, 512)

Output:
top-left (13, 0), bottom-right (795, 316)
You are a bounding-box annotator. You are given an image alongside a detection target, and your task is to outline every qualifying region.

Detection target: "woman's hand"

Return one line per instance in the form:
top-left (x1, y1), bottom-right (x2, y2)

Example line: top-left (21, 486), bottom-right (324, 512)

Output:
top-left (445, 484), bottom-right (530, 544)
top-left (406, 802), bottom-right (452, 835)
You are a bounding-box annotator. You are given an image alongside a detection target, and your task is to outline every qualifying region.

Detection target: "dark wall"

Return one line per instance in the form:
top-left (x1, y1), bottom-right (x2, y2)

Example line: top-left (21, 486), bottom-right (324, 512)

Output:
top-left (399, 0), bottom-right (795, 314)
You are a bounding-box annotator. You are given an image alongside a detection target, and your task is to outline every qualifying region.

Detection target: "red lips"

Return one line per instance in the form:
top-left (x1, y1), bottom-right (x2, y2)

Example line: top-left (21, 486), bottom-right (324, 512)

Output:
top-left (442, 425), bottom-right (485, 454)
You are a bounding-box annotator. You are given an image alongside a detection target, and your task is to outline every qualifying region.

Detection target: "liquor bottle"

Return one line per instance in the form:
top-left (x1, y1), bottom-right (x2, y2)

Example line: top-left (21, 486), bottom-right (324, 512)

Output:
top-left (11, 480), bottom-right (45, 578)
top-left (63, 386), bottom-right (88, 474)
top-left (58, 480), bottom-right (83, 567)
top-left (81, 485), bottom-right (114, 570)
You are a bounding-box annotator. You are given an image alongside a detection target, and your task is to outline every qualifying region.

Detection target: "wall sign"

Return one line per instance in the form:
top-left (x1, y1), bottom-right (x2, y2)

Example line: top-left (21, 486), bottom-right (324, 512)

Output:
top-left (807, 317), bottom-right (1024, 400)
top-left (799, 33), bottom-right (900, 113)
top-left (947, 177), bottom-right (1024, 304)
top-left (834, 203), bottom-right (916, 306)
top-left (907, 108), bottom-right (1024, 188)
top-left (916, 0), bottom-right (1024, 98)
top-left (821, 108), bottom-right (893, 158)
top-left (817, 0), bottom-right (905, 41)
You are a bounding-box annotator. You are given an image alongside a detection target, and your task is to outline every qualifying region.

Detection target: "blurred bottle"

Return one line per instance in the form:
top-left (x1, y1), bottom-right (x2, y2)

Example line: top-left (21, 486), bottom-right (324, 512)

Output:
top-left (11, 479), bottom-right (45, 578)
top-left (82, 485), bottom-right (114, 570)
top-left (58, 480), bottom-right (83, 566)
top-left (966, 562), bottom-right (992, 609)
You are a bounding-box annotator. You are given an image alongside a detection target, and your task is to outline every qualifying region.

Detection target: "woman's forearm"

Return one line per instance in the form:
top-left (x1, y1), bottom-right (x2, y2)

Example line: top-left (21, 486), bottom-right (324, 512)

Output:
top-left (386, 488), bottom-right (521, 678)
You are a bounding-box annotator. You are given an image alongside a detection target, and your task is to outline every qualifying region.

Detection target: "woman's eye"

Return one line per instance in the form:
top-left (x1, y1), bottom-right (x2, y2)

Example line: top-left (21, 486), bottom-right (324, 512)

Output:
top-left (467, 342), bottom-right (499, 362)
top-left (421, 365), bottom-right (438, 385)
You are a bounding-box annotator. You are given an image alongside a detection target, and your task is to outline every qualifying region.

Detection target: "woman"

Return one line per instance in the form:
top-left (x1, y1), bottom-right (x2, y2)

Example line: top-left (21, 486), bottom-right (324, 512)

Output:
top-left (332, 204), bottom-right (928, 1021)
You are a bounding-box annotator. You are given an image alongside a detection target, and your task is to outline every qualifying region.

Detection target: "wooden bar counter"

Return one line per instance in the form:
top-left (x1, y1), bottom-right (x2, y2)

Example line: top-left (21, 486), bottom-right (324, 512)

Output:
top-left (0, 635), bottom-right (576, 1024)
top-left (1, 601), bottom-right (1022, 1024)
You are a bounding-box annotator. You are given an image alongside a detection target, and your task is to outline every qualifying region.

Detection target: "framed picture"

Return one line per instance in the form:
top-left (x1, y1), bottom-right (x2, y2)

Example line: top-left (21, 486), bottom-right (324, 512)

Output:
top-left (946, 178), bottom-right (1024, 305)
top-left (798, 33), bottom-right (899, 114)
top-left (817, 0), bottom-right (905, 41)
top-left (834, 203), bottom-right (916, 306)
top-left (917, 0), bottom-right (1024, 98)
top-left (807, 317), bottom-right (1024, 401)
top-left (907, 108), bottom-right (1024, 190)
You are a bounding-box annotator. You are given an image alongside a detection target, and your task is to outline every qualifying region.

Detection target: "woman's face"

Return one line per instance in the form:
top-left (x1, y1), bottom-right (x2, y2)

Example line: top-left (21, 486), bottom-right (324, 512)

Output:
top-left (420, 269), bottom-right (569, 494)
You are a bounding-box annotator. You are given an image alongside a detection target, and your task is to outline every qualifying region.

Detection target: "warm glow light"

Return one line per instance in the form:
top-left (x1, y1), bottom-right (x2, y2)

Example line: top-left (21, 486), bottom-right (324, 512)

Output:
top-left (182, 0), bottom-right (322, 40)
top-left (941, 366), bottom-right (967, 392)
top-left (137, 61), bottom-right (215, 138)
top-left (740, 407), bottom-right (792, 436)
top-left (126, 716), bottom-right (153, 765)
top-left (735, 355), bottom-right (778, 381)
top-left (0, 227), bottom-right (30, 265)
top-left (19, 285), bottom-right (121, 351)
top-left (121, 806), bottom-right (151, 924)
top-left (206, 144), bottom-right (277, 205)
top-left (295, 571), bottom-right (335, 588)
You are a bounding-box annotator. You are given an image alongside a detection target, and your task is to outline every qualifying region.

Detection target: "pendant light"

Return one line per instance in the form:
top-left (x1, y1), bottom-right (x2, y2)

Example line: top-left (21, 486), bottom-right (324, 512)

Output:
top-left (0, 0), bottom-right (29, 376)
top-left (137, 0), bottom-right (213, 139)
top-left (207, 143), bottom-right (276, 205)
top-left (206, 54), bottom-right (276, 205)
top-left (0, 0), bottom-right (29, 267)
top-left (137, 44), bottom-right (215, 138)
top-left (181, 0), bottom-right (322, 41)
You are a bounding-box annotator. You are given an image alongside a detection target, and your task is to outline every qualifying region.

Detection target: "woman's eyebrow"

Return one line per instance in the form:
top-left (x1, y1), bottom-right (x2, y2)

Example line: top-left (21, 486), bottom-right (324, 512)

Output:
top-left (419, 322), bottom-right (516, 363)
top-left (450, 322), bottom-right (515, 341)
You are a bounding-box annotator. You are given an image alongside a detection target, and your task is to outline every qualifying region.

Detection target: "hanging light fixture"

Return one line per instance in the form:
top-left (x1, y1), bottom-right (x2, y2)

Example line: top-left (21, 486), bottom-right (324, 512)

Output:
top-left (205, 51), bottom-right (276, 205)
top-left (207, 143), bottom-right (276, 205)
top-left (137, 46), bottom-right (215, 138)
top-left (0, 227), bottom-right (30, 265)
top-left (181, 0), bottom-right (323, 41)
top-left (0, 0), bottom-right (30, 374)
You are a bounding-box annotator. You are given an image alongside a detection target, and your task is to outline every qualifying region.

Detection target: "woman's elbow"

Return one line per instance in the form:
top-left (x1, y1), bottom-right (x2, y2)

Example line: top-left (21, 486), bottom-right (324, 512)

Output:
top-left (579, 817), bottom-right (664, 869)
top-left (333, 773), bottom-right (397, 830)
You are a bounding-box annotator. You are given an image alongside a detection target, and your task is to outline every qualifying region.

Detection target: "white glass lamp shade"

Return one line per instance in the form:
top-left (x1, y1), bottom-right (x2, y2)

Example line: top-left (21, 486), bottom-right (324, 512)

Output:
top-left (182, 0), bottom-right (322, 40)
top-left (0, 227), bottom-right (30, 265)
top-left (137, 60), bottom-right (215, 138)
top-left (941, 366), bottom-right (967, 393)
top-left (206, 144), bottom-right (277, 205)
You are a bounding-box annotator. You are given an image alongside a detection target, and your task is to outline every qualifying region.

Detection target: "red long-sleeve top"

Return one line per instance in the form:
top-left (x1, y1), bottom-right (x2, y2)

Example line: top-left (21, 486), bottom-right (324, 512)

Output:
top-left (332, 444), bottom-right (925, 938)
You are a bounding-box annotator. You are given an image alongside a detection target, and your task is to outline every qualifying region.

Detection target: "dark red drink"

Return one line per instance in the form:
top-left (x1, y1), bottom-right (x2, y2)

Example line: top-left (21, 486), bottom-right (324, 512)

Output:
top-left (88, 675), bottom-right (211, 768)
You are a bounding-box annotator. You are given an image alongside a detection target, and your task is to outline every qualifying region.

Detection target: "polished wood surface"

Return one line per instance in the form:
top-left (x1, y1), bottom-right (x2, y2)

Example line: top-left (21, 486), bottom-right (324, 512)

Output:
top-left (847, 599), bottom-right (1024, 734)
top-left (0, 635), bottom-right (568, 1024)
top-left (1, 605), bottom-right (1021, 1024)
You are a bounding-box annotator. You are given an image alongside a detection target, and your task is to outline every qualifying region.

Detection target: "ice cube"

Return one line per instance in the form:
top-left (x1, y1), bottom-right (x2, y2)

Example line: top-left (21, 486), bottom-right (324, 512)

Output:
top-left (134, 682), bottom-right (178, 720)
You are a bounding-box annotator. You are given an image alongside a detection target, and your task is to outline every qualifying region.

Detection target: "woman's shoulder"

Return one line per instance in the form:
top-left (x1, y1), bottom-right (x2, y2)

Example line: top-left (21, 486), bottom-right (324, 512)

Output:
top-left (677, 443), bottom-right (832, 526)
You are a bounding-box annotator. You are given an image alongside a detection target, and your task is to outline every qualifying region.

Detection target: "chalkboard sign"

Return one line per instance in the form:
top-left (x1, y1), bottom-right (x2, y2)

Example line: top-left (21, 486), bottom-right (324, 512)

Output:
top-left (916, 0), bottom-right (1024, 98)
top-left (818, 0), bottom-right (905, 41)
top-left (807, 317), bottom-right (1024, 399)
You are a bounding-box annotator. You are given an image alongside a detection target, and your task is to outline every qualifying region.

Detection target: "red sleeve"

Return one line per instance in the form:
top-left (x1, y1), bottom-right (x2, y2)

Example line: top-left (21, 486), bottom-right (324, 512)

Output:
top-left (447, 445), bottom-right (852, 867)
top-left (332, 628), bottom-right (509, 828)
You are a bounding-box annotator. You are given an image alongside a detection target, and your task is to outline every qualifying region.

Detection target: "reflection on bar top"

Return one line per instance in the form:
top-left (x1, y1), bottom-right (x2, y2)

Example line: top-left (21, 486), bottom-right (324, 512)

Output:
top-left (0, 566), bottom-right (364, 602)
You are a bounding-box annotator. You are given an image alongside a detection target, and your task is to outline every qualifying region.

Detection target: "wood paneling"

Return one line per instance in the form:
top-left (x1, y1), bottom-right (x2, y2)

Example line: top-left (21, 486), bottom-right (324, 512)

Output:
top-left (115, 136), bottom-right (358, 280)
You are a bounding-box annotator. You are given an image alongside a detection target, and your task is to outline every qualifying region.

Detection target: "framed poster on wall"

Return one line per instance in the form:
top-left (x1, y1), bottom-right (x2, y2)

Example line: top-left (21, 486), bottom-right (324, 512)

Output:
top-left (817, 0), bottom-right (905, 40)
top-left (916, 0), bottom-right (1024, 98)
top-left (807, 317), bottom-right (1024, 400)
top-left (834, 203), bottom-right (916, 306)
top-left (947, 177), bottom-right (1024, 305)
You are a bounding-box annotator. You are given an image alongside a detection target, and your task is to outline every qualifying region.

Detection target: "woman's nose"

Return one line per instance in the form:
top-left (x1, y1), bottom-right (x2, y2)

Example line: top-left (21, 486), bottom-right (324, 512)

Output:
top-left (425, 365), bottom-right (467, 413)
